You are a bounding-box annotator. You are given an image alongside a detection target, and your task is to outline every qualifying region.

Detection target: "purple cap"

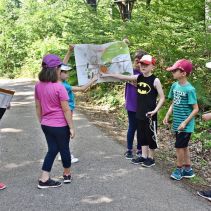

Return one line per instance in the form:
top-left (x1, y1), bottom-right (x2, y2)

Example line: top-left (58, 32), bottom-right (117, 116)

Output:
top-left (42, 54), bottom-right (63, 68)
top-left (166, 59), bottom-right (193, 74)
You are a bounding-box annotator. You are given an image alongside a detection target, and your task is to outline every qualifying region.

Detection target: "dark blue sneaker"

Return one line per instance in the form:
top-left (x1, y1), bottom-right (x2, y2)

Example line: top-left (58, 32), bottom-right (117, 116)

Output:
top-left (197, 190), bottom-right (211, 201)
top-left (141, 158), bottom-right (155, 168)
top-left (63, 174), bottom-right (72, 184)
top-left (171, 168), bottom-right (183, 181)
top-left (38, 178), bottom-right (62, 189)
top-left (136, 150), bottom-right (142, 157)
top-left (124, 150), bottom-right (133, 159)
top-left (131, 156), bottom-right (146, 165)
top-left (182, 168), bottom-right (195, 178)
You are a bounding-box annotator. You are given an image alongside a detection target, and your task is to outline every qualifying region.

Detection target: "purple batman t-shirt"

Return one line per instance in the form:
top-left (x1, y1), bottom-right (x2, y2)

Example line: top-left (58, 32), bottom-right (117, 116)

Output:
top-left (125, 69), bottom-right (141, 112)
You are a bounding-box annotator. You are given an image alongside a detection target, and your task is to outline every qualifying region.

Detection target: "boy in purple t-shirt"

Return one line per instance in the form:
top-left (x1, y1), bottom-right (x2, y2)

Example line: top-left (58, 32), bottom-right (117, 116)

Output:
top-left (124, 50), bottom-right (147, 159)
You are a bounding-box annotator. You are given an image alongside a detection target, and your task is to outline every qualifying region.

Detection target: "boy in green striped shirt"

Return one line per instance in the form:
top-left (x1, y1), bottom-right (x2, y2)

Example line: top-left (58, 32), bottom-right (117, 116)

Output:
top-left (163, 59), bottom-right (199, 181)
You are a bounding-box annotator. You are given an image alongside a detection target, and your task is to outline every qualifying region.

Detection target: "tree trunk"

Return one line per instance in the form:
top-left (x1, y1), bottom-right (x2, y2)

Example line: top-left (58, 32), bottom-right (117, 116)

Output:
top-left (87, 0), bottom-right (97, 11)
top-left (146, 0), bottom-right (151, 9)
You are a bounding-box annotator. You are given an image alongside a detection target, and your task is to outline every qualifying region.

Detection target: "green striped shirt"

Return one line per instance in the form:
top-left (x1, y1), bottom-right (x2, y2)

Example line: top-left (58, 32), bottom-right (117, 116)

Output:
top-left (168, 82), bottom-right (197, 132)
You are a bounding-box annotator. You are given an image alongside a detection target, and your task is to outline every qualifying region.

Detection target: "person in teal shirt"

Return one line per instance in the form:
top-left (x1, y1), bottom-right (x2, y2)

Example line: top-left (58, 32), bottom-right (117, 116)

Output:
top-left (58, 46), bottom-right (98, 163)
top-left (168, 81), bottom-right (197, 133)
top-left (163, 59), bottom-right (199, 181)
top-left (62, 79), bottom-right (75, 111)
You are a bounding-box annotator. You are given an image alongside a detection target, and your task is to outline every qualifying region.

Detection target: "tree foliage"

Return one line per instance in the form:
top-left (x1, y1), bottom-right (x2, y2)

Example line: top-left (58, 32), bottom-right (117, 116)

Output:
top-left (0, 0), bottom-right (210, 107)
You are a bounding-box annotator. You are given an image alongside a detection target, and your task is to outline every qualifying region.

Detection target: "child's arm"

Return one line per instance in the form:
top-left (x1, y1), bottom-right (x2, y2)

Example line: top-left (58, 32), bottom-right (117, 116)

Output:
top-left (202, 113), bottom-right (211, 121)
top-left (178, 103), bottom-right (199, 131)
top-left (61, 100), bottom-right (75, 138)
top-left (35, 99), bottom-right (42, 122)
top-left (72, 74), bottom-right (98, 92)
top-left (147, 78), bottom-right (165, 116)
top-left (63, 45), bottom-right (74, 64)
top-left (163, 103), bottom-right (173, 125)
top-left (100, 73), bottom-right (138, 81)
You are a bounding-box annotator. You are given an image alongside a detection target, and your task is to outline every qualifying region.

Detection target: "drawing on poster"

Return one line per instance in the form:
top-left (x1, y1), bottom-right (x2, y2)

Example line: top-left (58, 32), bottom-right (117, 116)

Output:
top-left (74, 41), bottom-right (133, 85)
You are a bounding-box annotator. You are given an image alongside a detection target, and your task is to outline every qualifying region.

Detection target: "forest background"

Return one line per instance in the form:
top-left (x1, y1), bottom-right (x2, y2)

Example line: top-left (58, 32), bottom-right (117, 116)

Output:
top-left (1, 0), bottom-right (211, 185)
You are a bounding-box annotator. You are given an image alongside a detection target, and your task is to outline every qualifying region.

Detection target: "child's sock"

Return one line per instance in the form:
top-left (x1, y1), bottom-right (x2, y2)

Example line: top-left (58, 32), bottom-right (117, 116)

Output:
top-left (184, 165), bottom-right (191, 171)
top-left (177, 166), bottom-right (182, 170)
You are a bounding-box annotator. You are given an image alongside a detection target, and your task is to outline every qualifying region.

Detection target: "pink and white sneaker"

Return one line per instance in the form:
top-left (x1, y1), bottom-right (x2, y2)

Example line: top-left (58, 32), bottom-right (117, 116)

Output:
top-left (0, 183), bottom-right (6, 190)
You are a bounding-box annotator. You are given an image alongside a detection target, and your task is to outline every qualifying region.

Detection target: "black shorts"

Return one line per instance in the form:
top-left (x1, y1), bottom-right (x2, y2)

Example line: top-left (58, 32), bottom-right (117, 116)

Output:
top-left (175, 132), bottom-right (191, 148)
top-left (137, 119), bottom-right (158, 150)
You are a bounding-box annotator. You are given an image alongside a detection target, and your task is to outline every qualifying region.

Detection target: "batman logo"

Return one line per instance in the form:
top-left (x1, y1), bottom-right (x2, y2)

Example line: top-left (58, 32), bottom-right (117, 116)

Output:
top-left (137, 82), bottom-right (151, 94)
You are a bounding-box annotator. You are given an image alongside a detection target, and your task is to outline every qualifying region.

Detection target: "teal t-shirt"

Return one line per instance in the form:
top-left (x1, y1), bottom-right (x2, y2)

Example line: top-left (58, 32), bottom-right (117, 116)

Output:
top-left (62, 81), bottom-right (75, 111)
top-left (168, 82), bottom-right (197, 132)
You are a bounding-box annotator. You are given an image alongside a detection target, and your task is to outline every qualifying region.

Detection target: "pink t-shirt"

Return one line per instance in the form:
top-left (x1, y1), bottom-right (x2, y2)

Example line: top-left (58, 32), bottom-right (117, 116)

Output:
top-left (35, 82), bottom-right (69, 127)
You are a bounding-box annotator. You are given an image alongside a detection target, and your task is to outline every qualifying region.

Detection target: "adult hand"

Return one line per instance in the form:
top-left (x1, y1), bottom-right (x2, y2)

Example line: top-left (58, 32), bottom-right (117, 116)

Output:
top-left (70, 128), bottom-right (75, 139)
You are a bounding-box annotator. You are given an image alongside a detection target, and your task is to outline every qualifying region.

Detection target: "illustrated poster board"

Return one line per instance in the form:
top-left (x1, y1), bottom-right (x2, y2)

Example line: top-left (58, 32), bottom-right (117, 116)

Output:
top-left (74, 41), bottom-right (133, 85)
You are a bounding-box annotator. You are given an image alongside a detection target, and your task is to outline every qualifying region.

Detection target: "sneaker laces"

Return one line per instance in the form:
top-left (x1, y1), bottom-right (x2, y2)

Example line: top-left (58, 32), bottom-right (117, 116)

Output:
top-left (175, 168), bottom-right (182, 175)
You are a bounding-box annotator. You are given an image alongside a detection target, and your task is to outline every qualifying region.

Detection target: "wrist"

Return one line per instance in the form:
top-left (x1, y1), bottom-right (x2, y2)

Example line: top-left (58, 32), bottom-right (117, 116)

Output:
top-left (165, 114), bottom-right (169, 119)
top-left (183, 120), bottom-right (188, 125)
top-left (166, 112), bottom-right (171, 117)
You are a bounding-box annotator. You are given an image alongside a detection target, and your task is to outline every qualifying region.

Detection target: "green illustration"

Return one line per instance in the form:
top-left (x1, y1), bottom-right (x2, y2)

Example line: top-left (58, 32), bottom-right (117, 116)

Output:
top-left (101, 41), bottom-right (129, 65)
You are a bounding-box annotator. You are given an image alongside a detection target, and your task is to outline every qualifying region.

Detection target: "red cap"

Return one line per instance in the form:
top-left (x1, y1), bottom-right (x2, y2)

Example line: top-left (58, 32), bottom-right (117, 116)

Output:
top-left (140, 55), bottom-right (156, 65)
top-left (166, 59), bottom-right (193, 73)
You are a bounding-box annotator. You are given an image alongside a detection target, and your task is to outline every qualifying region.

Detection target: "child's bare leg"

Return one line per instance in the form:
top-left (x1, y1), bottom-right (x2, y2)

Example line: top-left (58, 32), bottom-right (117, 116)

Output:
top-left (40, 171), bottom-right (50, 182)
top-left (148, 149), bottom-right (155, 159)
top-left (183, 147), bottom-right (191, 166)
top-left (176, 148), bottom-right (184, 167)
top-left (142, 146), bottom-right (148, 158)
top-left (182, 146), bottom-right (195, 177)
top-left (63, 168), bottom-right (71, 176)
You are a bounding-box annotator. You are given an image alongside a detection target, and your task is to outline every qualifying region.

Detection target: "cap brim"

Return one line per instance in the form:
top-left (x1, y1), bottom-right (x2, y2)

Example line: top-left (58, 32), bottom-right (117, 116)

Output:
top-left (140, 60), bottom-right (151, 65)
top-left (166, 66), bottom-right (175, 71)
top-left (61, 64), bottom-right (72, 71)
top-left (206, 62), bottom-right (211, 69)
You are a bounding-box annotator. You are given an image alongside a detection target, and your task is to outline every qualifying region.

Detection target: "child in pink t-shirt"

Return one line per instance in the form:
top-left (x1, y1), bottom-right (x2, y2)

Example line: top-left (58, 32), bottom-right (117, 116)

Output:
top-left (35, 54), bottom-right (75, 189)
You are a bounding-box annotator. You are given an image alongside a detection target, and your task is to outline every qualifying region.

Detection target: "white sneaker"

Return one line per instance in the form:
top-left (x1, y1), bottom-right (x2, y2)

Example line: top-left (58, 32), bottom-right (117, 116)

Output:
top-left (71, 154), bottom-right (79, 163)
top-left (58, 154), bottom-right (61, 161)
top-left (58, 154), bottom-right (79, 163)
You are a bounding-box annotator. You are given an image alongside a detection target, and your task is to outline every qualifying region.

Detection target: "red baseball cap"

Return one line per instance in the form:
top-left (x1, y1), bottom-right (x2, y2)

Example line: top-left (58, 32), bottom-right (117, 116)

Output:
top-left (166, 59), bottom-right (193, 73)
top-left (140, 55), bottom-right (156, 65)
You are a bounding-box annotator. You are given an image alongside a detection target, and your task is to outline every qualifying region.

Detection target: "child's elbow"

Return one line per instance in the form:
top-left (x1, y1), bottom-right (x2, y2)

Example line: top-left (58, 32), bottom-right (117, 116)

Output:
top-left (195, 107), bottom-right (199, 113)
top-left (161, 96), bottom-right (165, 103)
top-left (163, 96), bottom-right (166, 102)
